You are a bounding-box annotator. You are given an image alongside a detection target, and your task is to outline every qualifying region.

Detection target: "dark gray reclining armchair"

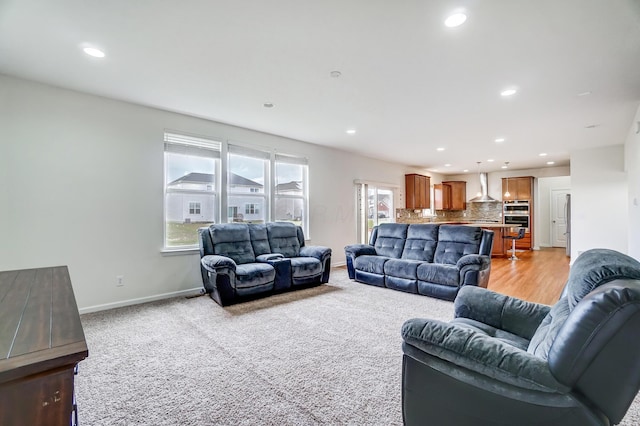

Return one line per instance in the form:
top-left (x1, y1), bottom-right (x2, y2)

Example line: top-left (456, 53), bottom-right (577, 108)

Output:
top-left (401, 248), bottom-right (640, 426)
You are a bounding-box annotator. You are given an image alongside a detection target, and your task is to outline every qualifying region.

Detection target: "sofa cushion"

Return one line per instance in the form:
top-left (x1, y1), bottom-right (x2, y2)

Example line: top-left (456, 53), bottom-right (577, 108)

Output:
top-left (210, 223), bottom-right (256, 265)
top-left (401, 224), bottom-right (439, 262)
top-left (384, 259), bottom-right (421, 279)
top-left (355, 255), bottom-right (390, 275)
top-left (417, 263), bottom-right (459, 287)
top-left (234, 263), bottom-right (275, 288)
top-left (248, 223), bottom-right (271, 256)
top-left (451, 317), bottom-right (531, 351)
top-left (290, 257), bottom-right (322, 278)
top-left (434, 225), bottom-right (482, 265)
top-left (267, 222), bottom-right (301, 257)
top-left (373, 223), bottom-right (408, 259)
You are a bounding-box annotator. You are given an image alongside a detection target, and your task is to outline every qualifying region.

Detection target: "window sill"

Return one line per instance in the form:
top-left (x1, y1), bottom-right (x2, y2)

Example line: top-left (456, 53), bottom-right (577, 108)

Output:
top-left (161, 247), bottom-right (199, 256)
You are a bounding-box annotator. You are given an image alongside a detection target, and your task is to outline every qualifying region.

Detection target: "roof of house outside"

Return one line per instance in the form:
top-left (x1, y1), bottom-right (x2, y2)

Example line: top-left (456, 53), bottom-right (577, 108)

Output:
top-left (168, 172), bottom-right (263, 187)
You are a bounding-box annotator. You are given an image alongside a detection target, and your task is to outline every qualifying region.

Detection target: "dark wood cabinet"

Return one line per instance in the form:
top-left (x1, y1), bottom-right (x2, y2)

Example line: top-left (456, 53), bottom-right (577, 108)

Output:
top-left (434, 181), bottom-right (466, 210)
top-left (0, 266), bottom-right (88, 426)
top-left (502, 176), bottom-right (533, 201)
top-left (405, 174), bottom-right (430, 209)
top-left (433, 183), bottom-right (451, 210)
top-left (443, 181), bottom-right (466, 210)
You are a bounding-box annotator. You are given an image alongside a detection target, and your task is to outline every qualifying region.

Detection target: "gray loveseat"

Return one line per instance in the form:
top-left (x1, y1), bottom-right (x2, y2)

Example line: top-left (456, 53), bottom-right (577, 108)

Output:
top-left (344, 223), bottom-right (493, 301)
top-left (401, 248), bottom-right (640, 426)
top-left (198, 222), bottom-right (331, 306)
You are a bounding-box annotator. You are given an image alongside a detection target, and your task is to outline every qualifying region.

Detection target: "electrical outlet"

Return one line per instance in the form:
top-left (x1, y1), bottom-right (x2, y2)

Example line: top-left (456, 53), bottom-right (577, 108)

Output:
top-left (116, 275), bottom-right (124, 287)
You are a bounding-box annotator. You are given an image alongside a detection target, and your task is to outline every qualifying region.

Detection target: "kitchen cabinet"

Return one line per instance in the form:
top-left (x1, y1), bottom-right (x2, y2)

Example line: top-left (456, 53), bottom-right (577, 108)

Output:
top-left (434, 181), bottom-right (466, 210)
top-left (433, 184), bottom-right (451, 210)
top-left (502, 176), bottom-right (533, 201)
top-left (405, 174), bottom-right (430, 209)
top-left (443, 181), bottom-right (467, 210)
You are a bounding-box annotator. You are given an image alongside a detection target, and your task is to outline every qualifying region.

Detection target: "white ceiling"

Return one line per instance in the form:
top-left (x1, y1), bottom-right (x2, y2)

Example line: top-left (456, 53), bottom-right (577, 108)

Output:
top-left (1, 0), bottom-right (640, 174)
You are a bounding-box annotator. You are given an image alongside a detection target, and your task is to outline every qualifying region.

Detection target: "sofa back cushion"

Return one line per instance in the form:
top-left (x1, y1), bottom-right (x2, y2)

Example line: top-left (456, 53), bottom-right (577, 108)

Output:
top-left (373, 223), bottom-right (408, 259)
top-left (433, 225), bottom-right (482, 265)
top-left (401, 224), bottom-right (439, 262)
top-left (209, 223), bottom-right (256, 265)
top-left (266, 222), bottom-right (301, 257)
top-left (527, 249), bottom-right (640, 359)
top-left (248, 224), bottom-right (271, 256)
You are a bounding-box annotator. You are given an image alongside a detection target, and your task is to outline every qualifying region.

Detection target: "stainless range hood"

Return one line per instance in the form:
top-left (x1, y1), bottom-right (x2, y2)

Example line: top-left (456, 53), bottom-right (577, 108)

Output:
top-left (469, 172), bottom-right (499, 202)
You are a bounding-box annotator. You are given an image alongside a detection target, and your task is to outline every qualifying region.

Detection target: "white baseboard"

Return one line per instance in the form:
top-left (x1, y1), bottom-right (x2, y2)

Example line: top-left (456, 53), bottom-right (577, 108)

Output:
top-left (79, 287), bottom-right (203, 314)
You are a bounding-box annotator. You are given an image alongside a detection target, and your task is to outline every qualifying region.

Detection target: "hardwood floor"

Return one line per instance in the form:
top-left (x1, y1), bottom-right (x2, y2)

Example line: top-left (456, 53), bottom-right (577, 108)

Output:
top-left (488, 247), bottom-right (570, 305)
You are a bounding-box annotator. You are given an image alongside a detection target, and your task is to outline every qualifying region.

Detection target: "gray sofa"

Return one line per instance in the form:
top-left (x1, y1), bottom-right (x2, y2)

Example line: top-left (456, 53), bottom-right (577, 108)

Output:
top-left (401, 248), bottom-right (640, 425)
top-left (198, 222), bottom-right (331, 306)
top-left (344, 223), bottom-right (494, 301)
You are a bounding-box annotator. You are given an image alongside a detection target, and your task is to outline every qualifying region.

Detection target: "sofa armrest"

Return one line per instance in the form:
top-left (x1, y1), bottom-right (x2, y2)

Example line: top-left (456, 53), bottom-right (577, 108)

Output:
top-left (401, 317), bottom-right (567, 393)
top-left (300, 245), bottom-right (332, 261)
top-left (201, 255), bottom-right (237, 273)
top-left (454, 286), bottom-right (551, 340)
top-left (455, 254), bottom-right (490, 270)
top-left (256, 253), bottom-right (285, 262)
top-left (344, 244), bottom-right (376, 257)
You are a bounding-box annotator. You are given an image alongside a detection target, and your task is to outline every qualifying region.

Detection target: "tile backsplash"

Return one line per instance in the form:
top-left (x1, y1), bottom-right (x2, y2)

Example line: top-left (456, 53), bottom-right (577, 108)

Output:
top-left (396, 202), bottom-right (502, 223)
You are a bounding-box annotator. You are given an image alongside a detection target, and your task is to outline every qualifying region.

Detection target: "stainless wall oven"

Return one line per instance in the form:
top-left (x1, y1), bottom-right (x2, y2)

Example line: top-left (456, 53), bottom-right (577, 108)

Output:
top-left (503, 200), bottom-right (530, 230)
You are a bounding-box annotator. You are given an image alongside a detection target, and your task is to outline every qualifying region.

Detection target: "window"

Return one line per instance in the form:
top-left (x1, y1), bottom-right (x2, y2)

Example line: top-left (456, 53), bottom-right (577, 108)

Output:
top-left (189, 202), bottom-right (201, 215)
top-left (274, 154), bottom-right (309, 234)
top-left (245, 203), bottom-right (260, 214)
top-left (164, 132), bottom-right (221, 248)
top-left (227, 144), bottom-right (269, 223)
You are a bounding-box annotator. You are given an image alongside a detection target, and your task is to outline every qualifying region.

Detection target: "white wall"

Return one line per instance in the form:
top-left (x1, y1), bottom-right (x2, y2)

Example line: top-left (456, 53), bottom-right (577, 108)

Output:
top-left (626, 105), bottom-right (640, 260)
top-left (570, 145), bottom-right (628, 260)
top-left (0, 75), bottom-right (413, 312)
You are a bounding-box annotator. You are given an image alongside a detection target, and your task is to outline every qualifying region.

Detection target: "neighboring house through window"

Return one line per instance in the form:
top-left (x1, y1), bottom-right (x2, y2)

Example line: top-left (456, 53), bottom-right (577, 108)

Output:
top-left (164, 132), bottom-right (221, 248)
top-left (227, 144), bottom-right (268, 223)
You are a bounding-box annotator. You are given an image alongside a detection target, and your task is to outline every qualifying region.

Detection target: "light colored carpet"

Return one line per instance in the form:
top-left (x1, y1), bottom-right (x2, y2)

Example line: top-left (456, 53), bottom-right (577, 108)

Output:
top-left (76, 268), bottom-right (640, 425)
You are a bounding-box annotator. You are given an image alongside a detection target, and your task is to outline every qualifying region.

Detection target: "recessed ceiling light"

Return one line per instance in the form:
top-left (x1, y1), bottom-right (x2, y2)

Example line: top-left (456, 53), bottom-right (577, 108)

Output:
top-left (463, 169), bottom-right (469, 173)
top-left (436, 147), bottom-right (445, 152)
top-left (501, 165), bottom-right (508, 169)
top-left (578, 91), bottom-right (592, 97)
top-left (263, 102), bottom-right (274, 108)
top-left (547, 161), bottom-right (555, 165)
top-left (444, 13), bottom-right (467, 28)
top-left (487, 159), bottom-right (495, 162)
top-left (83, 47), bottom-right (105, 58)
top-left (330, 71), bottom-right (342, 78)
top-left (500, 88), bottom-right (517, 97)
top-left (494, 138), bottom-right (505, 143)
top-left (444, 164), bottom-right (452, 167)
top-left (346, 129), bottom-right (356, 135)
top-left (539, 153), bottom-right (547, 157)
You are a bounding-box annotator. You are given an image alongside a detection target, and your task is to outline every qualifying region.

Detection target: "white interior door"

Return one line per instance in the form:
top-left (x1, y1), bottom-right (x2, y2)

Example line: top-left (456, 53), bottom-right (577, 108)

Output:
top-left (551, 189), bottom-right (569, 247)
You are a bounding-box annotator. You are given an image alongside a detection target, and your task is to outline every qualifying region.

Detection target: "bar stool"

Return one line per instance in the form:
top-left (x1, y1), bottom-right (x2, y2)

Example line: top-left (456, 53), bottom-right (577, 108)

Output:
top-left (503, 227), bottom-right (526, 260)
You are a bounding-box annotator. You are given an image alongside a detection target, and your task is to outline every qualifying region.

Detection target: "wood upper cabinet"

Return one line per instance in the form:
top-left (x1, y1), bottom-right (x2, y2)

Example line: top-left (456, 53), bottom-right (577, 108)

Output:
top-left (502, 176), bottom-right (533, 201)
top-left (434, 184), bottom-right (451, 210)
top-left (434, 181), bottom-right (466, 210)
top-left (443, 181), bottom-right (466, 210)
top-left (405, 174), bottom-right (430, 209)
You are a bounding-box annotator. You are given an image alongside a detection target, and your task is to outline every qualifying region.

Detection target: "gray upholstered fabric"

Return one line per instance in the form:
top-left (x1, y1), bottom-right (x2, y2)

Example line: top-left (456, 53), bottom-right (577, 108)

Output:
top-left (384, 259), bottom-right (422, 279)
top-left (354, 255), bottom-right (389, 275)
top-left (401, 318), bottom-right (568, 393)
top-left (528, 249), bottom-right (640, 359)
top-left (290, 257), bottom-right (322, 278)
top-left (248, 224), bottom-right (271, 256)
top-left (344, 244), bottom-right (376, 257)
top-left (210, 223), bottom-right (256, 265)
top-left (416, 263), bottom-right (459, 287)
top-left (201, 255), bottom-right (236, 271)
top-left (373, 223), bottom-right (408, 259)
top-left (234, 263), bottom-right (276, 288)
top-left (401, 224), bottom-right (439, 262)
top-left (433, 225), bottom-right (482, 265)
top-left (256, 253), bottom-right (284, 262)
top-left (455, 285), bottom-right (551, 340)
top-left (450, 317), bottom-right (530, 351)
top-left (267, 222), bottom-right (301, 257)
top-left (300, 245), bottom-right (331, 260)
